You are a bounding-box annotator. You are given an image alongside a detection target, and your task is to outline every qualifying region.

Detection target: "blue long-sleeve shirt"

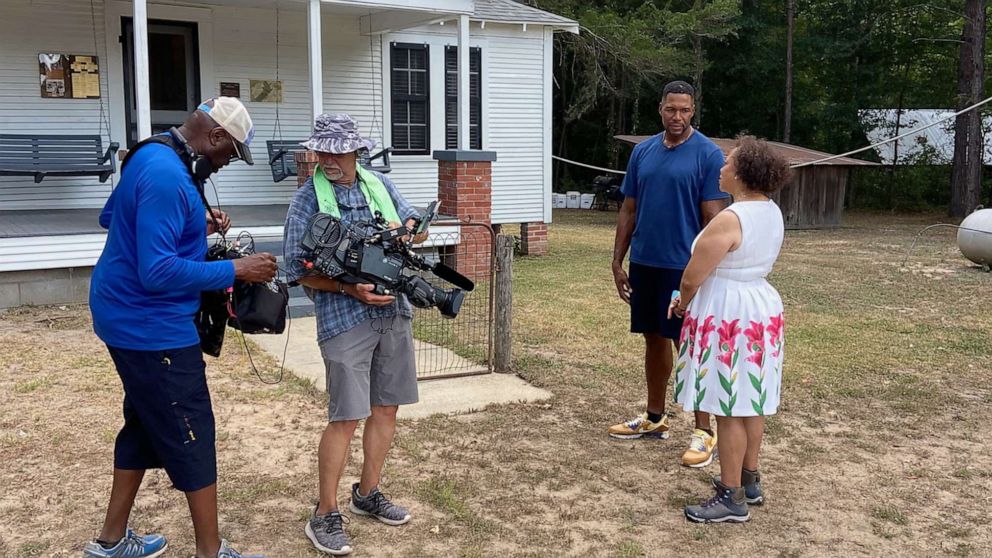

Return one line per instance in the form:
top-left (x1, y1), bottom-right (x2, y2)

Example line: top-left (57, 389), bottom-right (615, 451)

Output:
top-left (89, 140), bottom-right (235, 350)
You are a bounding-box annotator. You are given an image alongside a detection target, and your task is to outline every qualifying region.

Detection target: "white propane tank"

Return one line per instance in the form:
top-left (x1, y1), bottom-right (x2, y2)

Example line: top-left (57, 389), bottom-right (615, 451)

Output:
top-left (958, 207), bottom-right (992, 266)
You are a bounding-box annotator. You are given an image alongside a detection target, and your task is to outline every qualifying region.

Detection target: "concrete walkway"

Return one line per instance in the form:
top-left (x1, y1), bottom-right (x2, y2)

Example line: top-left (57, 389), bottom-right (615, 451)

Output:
top-left (247, 317), bottom-right (552, 419)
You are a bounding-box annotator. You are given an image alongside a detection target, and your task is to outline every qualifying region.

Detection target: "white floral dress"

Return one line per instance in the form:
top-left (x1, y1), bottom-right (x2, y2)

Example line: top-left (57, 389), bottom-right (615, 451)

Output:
top-left (674, 200), bottom-right (785, 417)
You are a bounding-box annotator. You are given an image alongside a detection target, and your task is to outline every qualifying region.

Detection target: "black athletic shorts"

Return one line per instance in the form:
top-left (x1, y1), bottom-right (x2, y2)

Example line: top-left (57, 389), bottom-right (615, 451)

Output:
top-left (628, 262), bottom-right (685, 340)
top-left (107, 344), bottom-right (217, 492)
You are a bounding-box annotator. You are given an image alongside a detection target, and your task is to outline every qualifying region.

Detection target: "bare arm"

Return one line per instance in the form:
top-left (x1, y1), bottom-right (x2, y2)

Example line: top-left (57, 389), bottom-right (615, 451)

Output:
top-left (700, 198), bottom-right (729, 226)
top-left (612, 197), bottom-right (637, 303)
top-left (670, 211), bottom-right (741, 316)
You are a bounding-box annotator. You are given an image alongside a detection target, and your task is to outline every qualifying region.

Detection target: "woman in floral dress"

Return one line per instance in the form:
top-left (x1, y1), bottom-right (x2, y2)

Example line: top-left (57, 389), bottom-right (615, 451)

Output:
top-left (669, 136), bottom-right (790, 523)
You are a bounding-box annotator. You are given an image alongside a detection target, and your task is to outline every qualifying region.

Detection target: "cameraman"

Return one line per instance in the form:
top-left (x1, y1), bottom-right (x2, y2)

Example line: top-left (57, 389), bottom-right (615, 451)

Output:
top-left (283, 113), bottom-right (426, 556)
top-left (86, 98), bottom-right (276, 558)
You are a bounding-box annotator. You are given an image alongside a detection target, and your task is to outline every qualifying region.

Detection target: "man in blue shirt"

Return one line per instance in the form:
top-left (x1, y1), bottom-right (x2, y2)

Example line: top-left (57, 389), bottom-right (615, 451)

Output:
top-left (283, 113), bottom-right (427, 556)
top-left (608, 82), bottom-right (730, 469)
top-left (86, 98), bottom-right (276, 558)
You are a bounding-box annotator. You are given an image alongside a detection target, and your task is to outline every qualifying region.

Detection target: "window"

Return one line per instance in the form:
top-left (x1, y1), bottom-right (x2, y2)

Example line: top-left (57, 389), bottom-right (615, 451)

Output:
top-left (444, 46), bottom-right (482, 150)
top-left (390, 43), bottom-right (430, 155)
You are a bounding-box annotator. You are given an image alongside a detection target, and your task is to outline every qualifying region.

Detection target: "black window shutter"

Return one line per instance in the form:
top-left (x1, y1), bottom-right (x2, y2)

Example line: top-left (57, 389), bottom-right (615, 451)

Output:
top-left (390, 43), bottom-right (430, 155)
top-left (445, 46), bottom-right (482, 150)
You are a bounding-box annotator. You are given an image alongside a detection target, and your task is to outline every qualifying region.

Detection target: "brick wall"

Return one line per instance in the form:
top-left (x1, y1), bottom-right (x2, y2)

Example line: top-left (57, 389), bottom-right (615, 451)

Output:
top-left (519, 222), bottom-right (548, 256)
top-left (437, 158), bottom-right (494, 282)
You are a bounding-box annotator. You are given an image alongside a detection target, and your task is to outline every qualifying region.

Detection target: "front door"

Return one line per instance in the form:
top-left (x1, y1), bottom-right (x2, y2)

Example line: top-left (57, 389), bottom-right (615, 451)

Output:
top-left (121, 19), bottom-right (201, 147)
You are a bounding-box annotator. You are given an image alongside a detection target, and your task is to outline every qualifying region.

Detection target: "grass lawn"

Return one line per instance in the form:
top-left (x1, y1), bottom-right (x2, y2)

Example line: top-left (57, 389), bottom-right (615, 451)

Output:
top-left (2, 209), bottom-right (991, 557)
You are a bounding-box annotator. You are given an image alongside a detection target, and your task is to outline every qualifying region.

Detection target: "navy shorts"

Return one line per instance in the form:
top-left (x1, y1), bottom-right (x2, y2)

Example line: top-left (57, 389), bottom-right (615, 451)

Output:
top-left (107, 344), bottom-right (217, 492)
top-left (629, 262), bottom-right (685, 340)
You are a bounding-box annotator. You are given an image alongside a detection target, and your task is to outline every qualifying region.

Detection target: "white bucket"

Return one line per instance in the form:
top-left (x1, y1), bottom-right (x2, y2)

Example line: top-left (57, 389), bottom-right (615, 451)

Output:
top-left (566, 191), bottom-right (580, 209)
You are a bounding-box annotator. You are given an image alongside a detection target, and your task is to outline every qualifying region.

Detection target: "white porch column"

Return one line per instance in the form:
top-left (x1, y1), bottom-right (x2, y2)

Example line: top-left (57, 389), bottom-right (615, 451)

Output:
top-left (457, 14), bottom-right (470, 150)
top-left (308, 0), bottom-right (324, 120)
top-left (133, 0), bottom-right (152, 140)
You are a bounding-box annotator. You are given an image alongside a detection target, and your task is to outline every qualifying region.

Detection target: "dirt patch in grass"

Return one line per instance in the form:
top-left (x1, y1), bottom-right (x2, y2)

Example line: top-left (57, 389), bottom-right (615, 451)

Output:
top-left (2, 210), bottom-right (991, 557)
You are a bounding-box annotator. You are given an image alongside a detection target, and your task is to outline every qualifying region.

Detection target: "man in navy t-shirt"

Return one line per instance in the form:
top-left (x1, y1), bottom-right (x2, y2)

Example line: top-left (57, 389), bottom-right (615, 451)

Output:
top-left (608, 82), bottom-right (729, 469)
top-left (85, 98), bottom-right (276, 558)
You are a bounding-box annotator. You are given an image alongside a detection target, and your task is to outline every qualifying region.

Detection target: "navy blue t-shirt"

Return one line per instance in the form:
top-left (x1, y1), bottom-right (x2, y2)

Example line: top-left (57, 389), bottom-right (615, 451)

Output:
top-left (89, 140), bottom-right (235, 350)
top-left (620, 131), bottom-right (729, 269)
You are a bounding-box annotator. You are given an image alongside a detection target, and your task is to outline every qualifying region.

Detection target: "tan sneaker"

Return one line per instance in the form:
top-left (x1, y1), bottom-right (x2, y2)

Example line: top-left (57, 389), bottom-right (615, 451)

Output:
top-left (682, 429), bottom-right (717, 467)
top-left (608, 412), bottom-right (670, 439)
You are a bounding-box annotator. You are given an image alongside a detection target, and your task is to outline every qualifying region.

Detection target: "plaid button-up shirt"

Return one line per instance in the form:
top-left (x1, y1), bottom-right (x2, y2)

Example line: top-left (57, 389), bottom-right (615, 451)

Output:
top-left (283, 172), bottom-right (419, 342)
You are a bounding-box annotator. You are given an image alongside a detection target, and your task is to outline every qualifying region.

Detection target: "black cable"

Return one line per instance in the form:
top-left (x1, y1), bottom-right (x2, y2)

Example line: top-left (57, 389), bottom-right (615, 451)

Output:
top-left (200, 185), bottom-right (290, 385)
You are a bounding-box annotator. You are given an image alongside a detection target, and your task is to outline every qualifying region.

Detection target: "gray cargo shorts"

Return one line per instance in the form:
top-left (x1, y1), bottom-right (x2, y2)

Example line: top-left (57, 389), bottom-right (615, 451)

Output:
top-left (318, 316), bottom-right (418, 422)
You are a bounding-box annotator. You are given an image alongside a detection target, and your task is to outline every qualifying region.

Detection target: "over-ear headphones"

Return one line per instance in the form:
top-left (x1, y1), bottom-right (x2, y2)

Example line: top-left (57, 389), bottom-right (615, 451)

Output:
top-left (170, 127), bottom-right (213, 182)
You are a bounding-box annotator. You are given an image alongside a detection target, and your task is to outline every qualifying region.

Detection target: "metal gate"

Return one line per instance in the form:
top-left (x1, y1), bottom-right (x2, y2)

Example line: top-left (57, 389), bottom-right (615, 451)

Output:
top-left (412, 221), bottom-right (494, 380)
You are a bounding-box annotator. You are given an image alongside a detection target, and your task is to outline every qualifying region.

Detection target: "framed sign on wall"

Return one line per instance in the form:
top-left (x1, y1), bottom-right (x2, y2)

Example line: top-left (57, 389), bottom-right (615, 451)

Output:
top-left (39, 53), bottom-right (100, 99)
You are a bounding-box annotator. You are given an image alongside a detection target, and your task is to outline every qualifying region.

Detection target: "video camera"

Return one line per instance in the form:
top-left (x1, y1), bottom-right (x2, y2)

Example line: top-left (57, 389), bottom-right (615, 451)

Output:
top-left (299, 201), bottom-right (474, 318)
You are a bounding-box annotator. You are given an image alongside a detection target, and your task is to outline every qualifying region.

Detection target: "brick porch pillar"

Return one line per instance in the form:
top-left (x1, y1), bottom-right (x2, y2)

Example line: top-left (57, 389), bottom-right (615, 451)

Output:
top-left (295, 150), bottom-right (318, 187)
top-left (519, 222), bottom-right (548, 256)
top-left (433, 150), bottom-right (497, 281)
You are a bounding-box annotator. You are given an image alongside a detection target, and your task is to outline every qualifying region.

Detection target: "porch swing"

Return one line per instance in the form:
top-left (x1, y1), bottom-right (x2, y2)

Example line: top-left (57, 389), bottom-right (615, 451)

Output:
top-left (0, 0), bottom-right (118, 184)
top-left (266, 8), bottom-right (392, 183)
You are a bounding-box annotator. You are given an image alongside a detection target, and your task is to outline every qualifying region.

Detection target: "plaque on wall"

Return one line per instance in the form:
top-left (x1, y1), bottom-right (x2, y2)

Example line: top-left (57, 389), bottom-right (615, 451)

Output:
top-left (250, 79), bottom-right (283, 103)
top-left (220, 81), bottom-right (241, 98)
top-left (39, 53), bottom-right (100, 99)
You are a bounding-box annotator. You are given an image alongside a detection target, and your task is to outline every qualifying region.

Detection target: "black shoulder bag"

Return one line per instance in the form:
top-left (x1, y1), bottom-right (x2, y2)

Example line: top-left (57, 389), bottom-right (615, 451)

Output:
top-left (122, 135), bottom-right (289, 358)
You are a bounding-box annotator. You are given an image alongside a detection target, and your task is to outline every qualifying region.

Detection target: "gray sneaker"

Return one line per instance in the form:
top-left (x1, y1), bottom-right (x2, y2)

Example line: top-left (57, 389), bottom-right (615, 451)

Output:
top-left (684, 481), bottom-right (751, 523)
top-left (712, 469), bottom-right (764, 505)
top-left (82, 529), bottom-right (168, 558)
top-left (305, 507), bottom-right (353, 556)
top-left (349, 483), bottom-right (411, 526)
top-left (215, 539), bottom-right (265, 558)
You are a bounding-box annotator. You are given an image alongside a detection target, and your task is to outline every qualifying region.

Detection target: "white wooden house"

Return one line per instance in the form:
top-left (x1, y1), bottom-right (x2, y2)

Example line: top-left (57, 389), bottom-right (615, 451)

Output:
top-left (0, 0), bottom-right (577, 307)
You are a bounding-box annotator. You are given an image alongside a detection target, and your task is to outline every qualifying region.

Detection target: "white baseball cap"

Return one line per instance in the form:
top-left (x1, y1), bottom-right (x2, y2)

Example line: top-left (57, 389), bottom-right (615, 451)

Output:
top-left (197, 97), bottom-right (255, 165)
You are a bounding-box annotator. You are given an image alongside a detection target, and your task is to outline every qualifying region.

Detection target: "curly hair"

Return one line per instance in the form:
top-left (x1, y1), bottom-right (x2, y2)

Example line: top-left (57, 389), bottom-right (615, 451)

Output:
top-left (733, 135), bottom-right (792, 194)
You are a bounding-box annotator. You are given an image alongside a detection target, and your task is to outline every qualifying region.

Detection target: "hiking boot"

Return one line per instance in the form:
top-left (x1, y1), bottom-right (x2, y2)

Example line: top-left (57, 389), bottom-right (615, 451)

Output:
top-left (712, 468), bottom-right (764, 505)
top-left (214, 539), bottom-right (266, 558)
top-left (82, 529), bottom-right (168, 558)
top-left (682, 429), bottom-right (717, 468)
top-left (305, 507), bottom-right (353, 555)
top-left (349, 482), bottom-right (412, 526)
top-left (607, 412), bottom-right (670, 439)
top-left (684, 481), bottom-right (751, 524)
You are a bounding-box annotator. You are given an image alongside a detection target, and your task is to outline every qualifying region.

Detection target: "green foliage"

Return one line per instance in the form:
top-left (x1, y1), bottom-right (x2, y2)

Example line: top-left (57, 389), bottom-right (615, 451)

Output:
top-left (541, 0), bottom-right (988, 210)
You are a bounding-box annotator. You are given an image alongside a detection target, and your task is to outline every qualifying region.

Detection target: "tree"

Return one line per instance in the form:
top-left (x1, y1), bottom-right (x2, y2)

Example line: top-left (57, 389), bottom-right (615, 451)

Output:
top-left (783, 0), bottom-right (795, 143)
top-left (950, 0), bottom-right (986, 218)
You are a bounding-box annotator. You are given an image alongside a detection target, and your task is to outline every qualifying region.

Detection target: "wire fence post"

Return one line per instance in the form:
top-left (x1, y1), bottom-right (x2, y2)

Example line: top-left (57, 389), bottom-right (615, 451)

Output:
top-left (494, 233), bottom-right (513, 372)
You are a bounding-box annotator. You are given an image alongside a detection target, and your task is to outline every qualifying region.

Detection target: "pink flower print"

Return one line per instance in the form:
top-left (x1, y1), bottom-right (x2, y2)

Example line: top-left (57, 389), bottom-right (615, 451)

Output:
top-left (696, 315), bottom-right (716, 364)
top-left (767, 314), bottom-right (784, 346)
top-left (744, 320), bottom-right (766, 367)
top-left (698, 316), bottom-right (716, 350)
top-left (678, 313), bottom-right (694, 346)
top-left (717, 319), bottom-right (742, 352)
top-left (767, 313), bottom-right (785, 357)
top-left (717, 349), bottom-right (734, 369)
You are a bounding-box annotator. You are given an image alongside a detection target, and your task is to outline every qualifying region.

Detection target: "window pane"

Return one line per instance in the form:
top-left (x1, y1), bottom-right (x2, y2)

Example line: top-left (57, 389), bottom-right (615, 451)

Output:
top-left (409, 125), bottom-right (427, 150)
top-left (409, 71), bottom-right (427, 96)
top-left (409, 48), bottom-right (427, 70)
top-left (409, 101), bottom-right (427, 124)
top-left (392, 69), bottom-right (409, 96)
top-left (392, 101), bottom-right (408, 123)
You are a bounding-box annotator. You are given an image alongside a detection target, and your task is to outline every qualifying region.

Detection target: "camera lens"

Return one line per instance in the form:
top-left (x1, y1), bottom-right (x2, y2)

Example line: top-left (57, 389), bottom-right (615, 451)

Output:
top-left (435, 288), bottom-right (464, 319)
